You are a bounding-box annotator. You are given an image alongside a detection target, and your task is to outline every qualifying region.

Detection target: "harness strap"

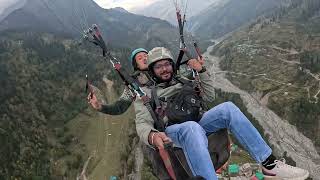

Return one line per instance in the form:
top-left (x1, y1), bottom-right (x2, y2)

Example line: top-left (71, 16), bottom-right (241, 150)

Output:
top-left (141, 96), bottom-right (165, 132)
top-left (175, 50), bottom-right (185, 74)
top-left (151, 86), bottom-right (161, 109)
top-left (151, 86), bottom-right (166, 120)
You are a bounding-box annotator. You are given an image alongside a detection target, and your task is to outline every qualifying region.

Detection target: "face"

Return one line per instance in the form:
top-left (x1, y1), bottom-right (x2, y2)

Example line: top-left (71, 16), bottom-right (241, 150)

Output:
top-left (135, 52), bottom-right (148, 70)
top-left (153, 59), bottom-right (173, 81)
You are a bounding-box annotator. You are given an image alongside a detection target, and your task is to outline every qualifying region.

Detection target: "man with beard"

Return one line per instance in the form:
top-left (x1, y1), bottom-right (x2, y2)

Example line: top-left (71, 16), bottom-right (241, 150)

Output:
top-left (133, 47), bottom-right (309, 180)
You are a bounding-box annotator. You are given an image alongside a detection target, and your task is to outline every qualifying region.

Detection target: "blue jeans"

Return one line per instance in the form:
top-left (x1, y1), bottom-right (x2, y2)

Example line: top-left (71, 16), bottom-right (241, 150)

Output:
top-left (165, 102), bottom-right (272, 180)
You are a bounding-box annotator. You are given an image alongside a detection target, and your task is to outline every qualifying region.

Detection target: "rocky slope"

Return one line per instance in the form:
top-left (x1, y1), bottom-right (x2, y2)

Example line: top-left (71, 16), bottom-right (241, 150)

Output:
top-left (211, 0), bottom-right (320, 152)
top-left (189, 0), bottom-right (290, 40)
top-left (131, 0), bottom-right (219, 25)
top-left (204, 44), bottom-right (320, 179)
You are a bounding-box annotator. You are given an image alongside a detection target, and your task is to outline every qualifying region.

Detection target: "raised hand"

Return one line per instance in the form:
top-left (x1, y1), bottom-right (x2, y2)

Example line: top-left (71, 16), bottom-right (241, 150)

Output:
top-left (87, 92), bottom-right (102, 111)
top-left (187, 59), bottom-right (203, 72)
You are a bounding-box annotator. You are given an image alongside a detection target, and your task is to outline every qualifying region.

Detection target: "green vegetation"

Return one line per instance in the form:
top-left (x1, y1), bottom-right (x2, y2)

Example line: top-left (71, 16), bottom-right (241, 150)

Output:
top-left (141, 158), bottom-right (158, 180)
top-left (301, 51), bottom-right (320, 73)
top-left (0, 31), bottom-right (131, 179)
top-left (118, 116), bottom-right (139, 179)
top-left (190, 0), bottom-right (282, 40)
top-left (212, 0), bottom-right (320, 152)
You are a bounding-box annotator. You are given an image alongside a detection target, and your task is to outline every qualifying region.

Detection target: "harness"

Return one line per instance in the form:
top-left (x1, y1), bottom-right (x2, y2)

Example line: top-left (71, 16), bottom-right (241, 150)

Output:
top-left (148, 77), bottom-right (230, 179)
top-left (83, 24), bottom-right (229, 180)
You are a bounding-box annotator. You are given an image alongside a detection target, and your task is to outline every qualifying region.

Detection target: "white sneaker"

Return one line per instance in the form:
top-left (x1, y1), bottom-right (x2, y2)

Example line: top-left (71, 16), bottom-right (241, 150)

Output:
top-left (262, 158), bottom-right (309, 180)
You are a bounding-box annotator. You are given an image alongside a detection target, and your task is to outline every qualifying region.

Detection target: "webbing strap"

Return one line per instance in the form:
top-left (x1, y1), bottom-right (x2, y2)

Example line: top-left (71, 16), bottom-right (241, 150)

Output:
top-left (175, 50), bottom-right (185, 74)
top-left (151, 86), bottom-right (161, 109)
top-left (159, 148), bottom-right (177, 180)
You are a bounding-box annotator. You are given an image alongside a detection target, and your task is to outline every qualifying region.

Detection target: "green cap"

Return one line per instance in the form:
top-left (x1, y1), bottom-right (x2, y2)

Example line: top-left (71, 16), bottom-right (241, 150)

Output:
top-left (130, 48), bottom-right (148, 62)
top-left (147, 47), bottom-right (174, 68)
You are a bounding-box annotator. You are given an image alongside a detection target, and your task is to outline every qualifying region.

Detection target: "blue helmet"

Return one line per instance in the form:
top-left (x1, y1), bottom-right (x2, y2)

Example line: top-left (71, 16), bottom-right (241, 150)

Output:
top-left (130, 48), bottom-right (148, 63)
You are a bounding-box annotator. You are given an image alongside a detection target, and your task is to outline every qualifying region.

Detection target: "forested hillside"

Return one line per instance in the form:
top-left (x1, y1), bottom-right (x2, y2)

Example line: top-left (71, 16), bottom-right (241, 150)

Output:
top-left (0, 31), bottom-right (130, 179)
top-left (0, 0), bottom-right (184, 178)
top-left (189, 0), bottom-right (291, 40)
top-left (212, 0), bottom-right (320, 151)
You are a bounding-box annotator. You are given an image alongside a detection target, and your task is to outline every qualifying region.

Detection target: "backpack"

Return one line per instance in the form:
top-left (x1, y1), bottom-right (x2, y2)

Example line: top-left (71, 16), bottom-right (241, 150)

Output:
top-left (151, 77), bottom-right (204, 127)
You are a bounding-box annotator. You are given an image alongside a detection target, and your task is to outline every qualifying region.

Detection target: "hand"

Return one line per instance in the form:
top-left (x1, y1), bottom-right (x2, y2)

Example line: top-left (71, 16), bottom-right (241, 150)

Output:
top-left (148, 132), bottom-right (172, 149)
top-left (87, 92), bottom-right (102, 110)
top-left (187, 58), bottom-right (203, 72)
top-left (198, 56), bottom-right (205, 65)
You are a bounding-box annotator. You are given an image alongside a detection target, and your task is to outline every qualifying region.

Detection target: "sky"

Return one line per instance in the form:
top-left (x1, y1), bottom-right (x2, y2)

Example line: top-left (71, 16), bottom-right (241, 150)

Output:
top-left (93, 0), bottom-right (157, 11)
top-left (0, 0), bottom-right (156, 14)
top-left (0, 0), bottom-right (20, 14)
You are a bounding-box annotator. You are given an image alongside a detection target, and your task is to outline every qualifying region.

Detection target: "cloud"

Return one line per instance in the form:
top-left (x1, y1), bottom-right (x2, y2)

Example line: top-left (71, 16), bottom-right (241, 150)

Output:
top-left (0, 0), bottom-right (17, 14)
top-left (0, 0), bottom-right (20, 15)
top-left (93, 0), bottom-right (157, 11)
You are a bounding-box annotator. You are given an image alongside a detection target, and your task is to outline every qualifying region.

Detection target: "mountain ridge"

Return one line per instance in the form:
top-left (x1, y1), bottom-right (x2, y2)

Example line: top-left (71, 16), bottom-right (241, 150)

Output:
top-left (131, 0), bottom-right (219, 25)
top-left (0, 0), bottom-right (179, 50)
top-left (189, 0), bottom-right (285, 39)
top-left (0, 0), bottom-right (26, 22)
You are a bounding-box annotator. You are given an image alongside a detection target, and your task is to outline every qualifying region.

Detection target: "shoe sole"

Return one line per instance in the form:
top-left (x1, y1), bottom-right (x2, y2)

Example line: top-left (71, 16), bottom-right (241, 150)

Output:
top-left (264, 171), bottom-right (309, 180)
